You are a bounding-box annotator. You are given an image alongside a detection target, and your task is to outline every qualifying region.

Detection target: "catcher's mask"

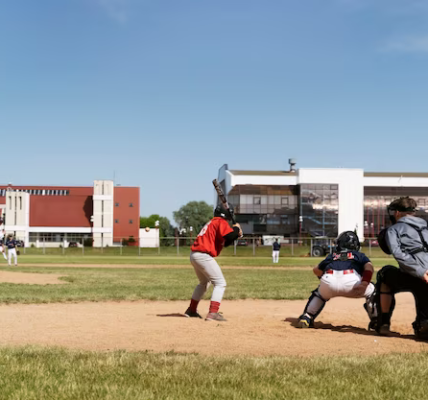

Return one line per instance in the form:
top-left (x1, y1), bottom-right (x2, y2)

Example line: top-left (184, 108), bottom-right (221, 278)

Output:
top-left (214, 204), bottom-right (233, 220)
top-left (336, 231), bottom-right (360, 252)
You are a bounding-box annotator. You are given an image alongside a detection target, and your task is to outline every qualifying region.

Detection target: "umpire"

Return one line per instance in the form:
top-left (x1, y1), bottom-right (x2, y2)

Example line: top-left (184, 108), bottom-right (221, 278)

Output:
top-left (377, 197), bottom-right (428, 339)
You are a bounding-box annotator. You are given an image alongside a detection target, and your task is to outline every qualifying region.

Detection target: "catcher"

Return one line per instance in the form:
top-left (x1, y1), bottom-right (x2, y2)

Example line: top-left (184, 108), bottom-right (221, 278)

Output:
top-left (297, 231), bottom-right (375, 328)
top-left (373, 197), bottom-right (428, 339)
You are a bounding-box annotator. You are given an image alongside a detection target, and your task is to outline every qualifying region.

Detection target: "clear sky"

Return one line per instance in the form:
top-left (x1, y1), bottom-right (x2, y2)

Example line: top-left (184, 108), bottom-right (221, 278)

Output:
top-left (2, 0), bottom-right (428, 223)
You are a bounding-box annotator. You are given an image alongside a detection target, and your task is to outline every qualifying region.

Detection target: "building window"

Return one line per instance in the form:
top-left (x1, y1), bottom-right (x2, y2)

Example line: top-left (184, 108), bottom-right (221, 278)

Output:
top-left (115, 219), bottom-right (119, 223)
top-left (129, 219), bottom-right (133, 224)
top-left (281, 197), bottom-right (289, 205)
top-left (129, 203), bottom-right (133, 207)
top-left (253, 197), bottom-right (261, 205)
top-left (115, 203), bottom-right (119, 207)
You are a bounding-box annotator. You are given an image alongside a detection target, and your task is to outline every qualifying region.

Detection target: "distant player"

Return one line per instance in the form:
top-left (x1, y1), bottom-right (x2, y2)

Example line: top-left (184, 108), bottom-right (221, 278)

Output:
top-left (272, 239), bottom-right (281, 263)
top-left (297, 231), bottom-right (375, 328)
top-left (6, 234), bottom-right (18, 266)
top-left (184, 205), bottom-right (243, 321)
top-left (0, 229), bottom-right (7, 261)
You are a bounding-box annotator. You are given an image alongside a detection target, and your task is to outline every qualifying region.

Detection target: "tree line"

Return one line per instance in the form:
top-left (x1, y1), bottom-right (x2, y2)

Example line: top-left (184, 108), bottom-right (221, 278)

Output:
top-left (140, 201), bottom-right (213, 237)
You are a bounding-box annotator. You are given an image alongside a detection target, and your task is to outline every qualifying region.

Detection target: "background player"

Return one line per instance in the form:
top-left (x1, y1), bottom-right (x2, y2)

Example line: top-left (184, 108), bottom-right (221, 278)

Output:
top-left (6, 234), bottom-right (18, 266)
top-left (272, 238), bottom-right (281, 263)
top-left (184, 204), bottom-right (242, 322)
top-left (297, 231), bottom-right (374, 328)
top-left (0, 229), bottom-right (7, 261)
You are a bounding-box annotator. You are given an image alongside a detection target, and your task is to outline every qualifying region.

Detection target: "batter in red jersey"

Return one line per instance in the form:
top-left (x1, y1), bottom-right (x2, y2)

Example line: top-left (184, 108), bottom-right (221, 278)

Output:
top-left (185, 204), bottom-right (243, 321)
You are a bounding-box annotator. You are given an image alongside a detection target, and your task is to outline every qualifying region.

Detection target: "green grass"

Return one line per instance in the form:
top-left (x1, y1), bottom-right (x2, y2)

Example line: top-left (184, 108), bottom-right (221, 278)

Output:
top-left (1, 347), bottom-right (428, 400)
top-left (0, 266), bottom-right (318, 303)
top-left (22, 244), bottom-right (389, 258)
top-left (15, 254), bottom-right (396, 268)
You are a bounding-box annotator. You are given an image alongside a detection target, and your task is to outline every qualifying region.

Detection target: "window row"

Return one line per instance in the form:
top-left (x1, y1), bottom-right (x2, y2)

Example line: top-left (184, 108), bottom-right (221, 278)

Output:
top-left (0, 189), bottom-right (70, 196)
top-left (115, 203), bottom-right (134, 207)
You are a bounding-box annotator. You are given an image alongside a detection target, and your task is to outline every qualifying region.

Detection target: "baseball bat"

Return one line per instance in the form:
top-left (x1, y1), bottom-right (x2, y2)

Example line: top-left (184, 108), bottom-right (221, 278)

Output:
top-left (212, 179), bottom-right (236, 224)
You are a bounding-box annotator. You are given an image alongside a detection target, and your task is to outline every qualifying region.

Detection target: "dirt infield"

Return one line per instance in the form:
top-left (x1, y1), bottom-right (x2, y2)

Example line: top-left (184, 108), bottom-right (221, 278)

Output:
top-left (0, 270), bottom-right (66, 285)
top-left (1, 294), bottom-right (427, 356)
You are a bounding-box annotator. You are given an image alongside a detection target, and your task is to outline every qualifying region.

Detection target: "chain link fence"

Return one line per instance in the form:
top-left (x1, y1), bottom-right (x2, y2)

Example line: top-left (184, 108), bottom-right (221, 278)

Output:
top-left (14, 236), bottom-right (390, 258)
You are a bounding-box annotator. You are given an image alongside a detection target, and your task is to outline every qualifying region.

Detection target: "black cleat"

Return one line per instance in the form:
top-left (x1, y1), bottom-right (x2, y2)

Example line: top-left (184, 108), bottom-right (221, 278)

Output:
top-left (184, 308), bottom-right (202, 319)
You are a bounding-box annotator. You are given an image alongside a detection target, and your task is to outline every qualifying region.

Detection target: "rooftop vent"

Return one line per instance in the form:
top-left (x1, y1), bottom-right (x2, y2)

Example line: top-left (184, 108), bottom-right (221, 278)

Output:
top-left (288, 158), bottom-right (297, 172)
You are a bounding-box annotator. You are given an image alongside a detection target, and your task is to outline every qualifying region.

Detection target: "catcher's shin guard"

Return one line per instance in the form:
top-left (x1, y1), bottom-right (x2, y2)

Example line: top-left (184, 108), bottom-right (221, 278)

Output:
top-left (301, 289), bottom-right (327, 321)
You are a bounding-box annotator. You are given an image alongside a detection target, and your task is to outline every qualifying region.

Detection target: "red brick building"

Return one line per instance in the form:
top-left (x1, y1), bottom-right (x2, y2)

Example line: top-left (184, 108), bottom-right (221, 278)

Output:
top-left (0, 180), bottom-right (139, 247)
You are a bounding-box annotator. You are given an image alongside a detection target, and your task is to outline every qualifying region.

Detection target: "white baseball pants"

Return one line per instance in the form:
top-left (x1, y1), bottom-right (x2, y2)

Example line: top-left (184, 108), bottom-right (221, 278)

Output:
top-left (319, 270), bottom-right (374, 300)
top-left (272, 250), bottom-right (280, 263)
top-left (306, 270), bottom-right (375, 318)
top-left (8, 248), bottom-right (17, 266)
top-left (190, 251), bottom-right (226, 303)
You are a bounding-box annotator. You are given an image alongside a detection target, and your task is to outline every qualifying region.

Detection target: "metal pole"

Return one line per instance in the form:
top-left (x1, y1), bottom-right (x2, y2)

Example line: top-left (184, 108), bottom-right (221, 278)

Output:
top-left (158, 237), bottom-right (161, 255)
top-left (177, 237), bottom-right (179, 256)
top-left (291, 237), bottom-right (294, 256)
top-left (43, 236), bottom-right (45, 255)
top-left (310, 238), bottom-right (313, 257)
top-left (369, 239), bottom-right (372, 256)
top-left (82, 238), bottom-right (84, 255)
top-left (138, 237), bottom-right (141, 256)
top-left (234, 240), bottom-right (237, 256)
top-left (62, 239), bottom-right (65, 256)
top-left (252, 237), bottom-right (255, 256)
top-left (120, 238), bottom-right (123, 256)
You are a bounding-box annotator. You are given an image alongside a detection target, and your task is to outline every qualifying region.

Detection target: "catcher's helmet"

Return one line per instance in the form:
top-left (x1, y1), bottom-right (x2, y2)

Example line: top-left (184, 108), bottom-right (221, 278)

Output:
top-left (336, 231), bottom-right (360, 252)
top-left (214, 204), bottom-right (233, 220)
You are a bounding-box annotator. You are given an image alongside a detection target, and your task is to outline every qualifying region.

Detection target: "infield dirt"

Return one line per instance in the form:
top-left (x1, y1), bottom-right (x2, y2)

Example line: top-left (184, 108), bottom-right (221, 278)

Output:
top-left (0, 294), bottom-right (426, 357)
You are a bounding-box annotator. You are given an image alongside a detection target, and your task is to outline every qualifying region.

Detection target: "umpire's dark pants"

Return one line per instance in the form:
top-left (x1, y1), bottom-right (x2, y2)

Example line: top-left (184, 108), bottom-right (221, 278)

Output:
top-left (382, 266), bottom-right (428, 322)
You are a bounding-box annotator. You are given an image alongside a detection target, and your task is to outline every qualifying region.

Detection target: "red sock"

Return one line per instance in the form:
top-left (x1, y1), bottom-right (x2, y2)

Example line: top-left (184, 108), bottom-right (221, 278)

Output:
top-left (189, 298), bottom-right (199, 313)
top-left (209, 301), bottom-right (220, 314)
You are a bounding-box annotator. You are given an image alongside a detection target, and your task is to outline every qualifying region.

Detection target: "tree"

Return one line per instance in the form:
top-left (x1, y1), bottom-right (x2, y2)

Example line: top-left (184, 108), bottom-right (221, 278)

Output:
top-left (139, 214), bottom-right (174, 238)
top-left (173, 201), bottom-right (213, 235)
top-left (140, 214), bottom-right (160, 229)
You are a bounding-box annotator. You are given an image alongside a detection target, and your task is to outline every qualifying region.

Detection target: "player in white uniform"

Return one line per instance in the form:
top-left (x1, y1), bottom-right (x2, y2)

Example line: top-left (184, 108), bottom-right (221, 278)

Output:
top-left (297, 231), bottom-right (375, 328)
top-left (0, 230), bottom-right (7, 261)
top-left (6, 235), bottom-right (18, 266)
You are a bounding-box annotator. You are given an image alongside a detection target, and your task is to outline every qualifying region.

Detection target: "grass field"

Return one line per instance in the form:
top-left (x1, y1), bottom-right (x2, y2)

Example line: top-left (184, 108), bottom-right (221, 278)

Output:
top-left (0, 266), bottom-right (317, 303)
top-left (13, 254), bottom-right (396, 267)
top-left (20, 243), bottom-right (390, 258)
top-left (0, 255), bottom-right (414, 400)
top-left (1, 347), bottom-right (428, 400)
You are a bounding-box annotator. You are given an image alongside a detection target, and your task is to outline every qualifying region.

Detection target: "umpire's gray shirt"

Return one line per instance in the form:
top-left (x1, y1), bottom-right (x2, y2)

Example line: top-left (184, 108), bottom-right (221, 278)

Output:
top-left (386, 216), bottom-right (428, 279)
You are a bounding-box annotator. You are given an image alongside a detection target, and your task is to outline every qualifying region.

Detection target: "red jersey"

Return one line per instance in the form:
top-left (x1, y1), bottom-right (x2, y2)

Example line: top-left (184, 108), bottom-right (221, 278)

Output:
top-left (191, 217), bottom-right (233, 257)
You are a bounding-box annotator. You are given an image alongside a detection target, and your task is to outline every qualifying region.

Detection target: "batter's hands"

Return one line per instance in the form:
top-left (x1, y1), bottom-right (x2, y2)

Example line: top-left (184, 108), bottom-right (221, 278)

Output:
top-left (233, 223), bottom-right (243, 238)
top-left (353, 281), bottom-right (369, 297)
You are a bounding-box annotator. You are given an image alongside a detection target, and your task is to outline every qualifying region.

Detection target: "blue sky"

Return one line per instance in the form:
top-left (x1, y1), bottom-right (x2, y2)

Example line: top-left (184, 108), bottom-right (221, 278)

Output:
top-left (2, 0), bottom-right (428, 222)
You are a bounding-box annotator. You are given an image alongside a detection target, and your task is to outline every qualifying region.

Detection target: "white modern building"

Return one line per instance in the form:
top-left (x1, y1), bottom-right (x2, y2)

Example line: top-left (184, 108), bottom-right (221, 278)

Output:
top-left (217, 161), bottom-right (428, 240)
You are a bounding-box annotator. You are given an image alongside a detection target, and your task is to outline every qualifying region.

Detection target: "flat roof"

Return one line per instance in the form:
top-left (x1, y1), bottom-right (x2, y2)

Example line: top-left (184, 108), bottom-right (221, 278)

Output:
top-left (364, 172), bottom-right (428, 178)
top-left (229, 170), bottom-right (297, 176)
top-left (229, 170), bottom-right (428, 178)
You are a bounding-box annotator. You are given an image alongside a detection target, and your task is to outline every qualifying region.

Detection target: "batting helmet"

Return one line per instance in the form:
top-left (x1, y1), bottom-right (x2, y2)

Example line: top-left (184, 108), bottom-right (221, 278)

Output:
top-left (214, 204), bottom-right (233, 220)
top-left (336, 231), bottom-right (360, 252)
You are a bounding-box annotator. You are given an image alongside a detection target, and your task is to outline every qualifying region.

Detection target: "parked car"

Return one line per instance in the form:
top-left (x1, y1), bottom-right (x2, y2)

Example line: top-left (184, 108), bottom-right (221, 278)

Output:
top-left (237, 239), bottom-right (248, 246)
top-left (68, 242), bottom-right (78, 248)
